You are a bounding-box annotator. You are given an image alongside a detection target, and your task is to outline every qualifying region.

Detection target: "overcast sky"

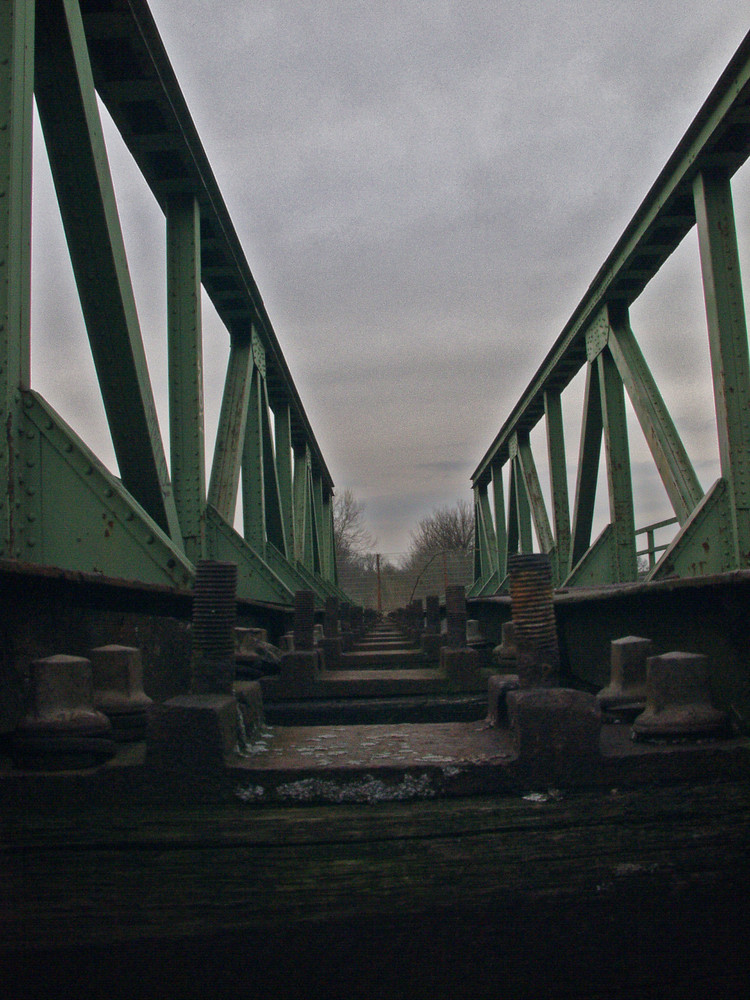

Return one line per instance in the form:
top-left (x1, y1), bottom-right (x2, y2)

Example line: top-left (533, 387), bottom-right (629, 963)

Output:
top-left (31, 2), bottom-right (749, 558)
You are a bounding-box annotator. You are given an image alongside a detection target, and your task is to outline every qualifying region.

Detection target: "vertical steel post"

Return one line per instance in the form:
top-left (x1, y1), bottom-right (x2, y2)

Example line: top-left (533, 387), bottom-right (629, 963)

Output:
top-left (598, 347), bottom-right (637, 581)
top-left (474, 481), bottom-right (498, 581)
top-left (292, 446), bottom-right (310, 566)
top-left (510, 449), bottom-right (533, 554)
top-left (208, 334), bottom-right (253, 521)
top-left (694, 169), bottom-right (750, 566)
top-left (242, 366), bottom-right (265, 550)
top-left (606, 304), bottom-right (702, 526)
top-left (34, 0), bottom-right (181, 542)
top-left (311, 468), bottom-right (324, 575)
top-left (273, 400), bottom-right (294, 559)
top-left (0, 0), bottom-right (34, 559)
top-left (259, 378), bottom-right (286, 555)
top-left (491, 461), bottom-right (508, 579)
top-left (570, 360), bottom-right (603, 571)
top-left (517, 435), bottom-right (554, 558)
top-left (544, 389), bottom-right (571, 581)
top-left (167, 195), bottom-right (205, 563)
top-left (320, 485), bottom-right (335, 581)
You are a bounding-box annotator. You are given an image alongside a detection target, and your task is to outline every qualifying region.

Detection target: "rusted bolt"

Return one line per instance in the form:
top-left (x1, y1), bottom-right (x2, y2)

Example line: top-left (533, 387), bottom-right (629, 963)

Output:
top-left (190, 559), bottom-right (238, 694)
top-left (508, 553), bottom-right (560, 687)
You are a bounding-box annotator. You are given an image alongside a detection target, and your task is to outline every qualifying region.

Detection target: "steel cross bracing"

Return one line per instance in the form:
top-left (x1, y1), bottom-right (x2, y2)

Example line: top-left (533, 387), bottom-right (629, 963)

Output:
top-left (0, 0), bottom-right (343, 605)
top-left (471, 30), bottom-right (750, 596)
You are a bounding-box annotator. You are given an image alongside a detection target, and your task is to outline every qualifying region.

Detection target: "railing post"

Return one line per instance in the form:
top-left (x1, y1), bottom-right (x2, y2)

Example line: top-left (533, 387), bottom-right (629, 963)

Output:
top-left (694, 169), bottom-right (750, 566)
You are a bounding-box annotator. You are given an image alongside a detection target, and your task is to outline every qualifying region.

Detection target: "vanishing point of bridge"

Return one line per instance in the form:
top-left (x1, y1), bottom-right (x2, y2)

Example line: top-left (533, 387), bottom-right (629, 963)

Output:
top-left (2, 3), bottom-right (750, 997)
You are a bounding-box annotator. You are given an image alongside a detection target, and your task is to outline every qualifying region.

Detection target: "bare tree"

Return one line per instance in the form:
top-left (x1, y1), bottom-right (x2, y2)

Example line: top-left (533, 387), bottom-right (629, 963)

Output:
top-left (406, 499), bottom-right (475, 565)
top-left (333, 488), bottom-right (374, 570)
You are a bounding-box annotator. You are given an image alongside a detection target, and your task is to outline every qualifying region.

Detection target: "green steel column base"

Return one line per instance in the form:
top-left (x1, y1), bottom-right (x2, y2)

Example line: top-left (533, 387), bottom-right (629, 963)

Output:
top-left (15, 392), bottom-right (193, 588)
top-left (562, 525), bottom-right (617, 589)
top-left (648, 479), bottom-right (735, 580)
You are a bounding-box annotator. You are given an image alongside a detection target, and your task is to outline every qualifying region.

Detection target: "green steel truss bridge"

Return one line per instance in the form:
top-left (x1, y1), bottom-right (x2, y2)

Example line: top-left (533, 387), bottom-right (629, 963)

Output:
top-left (471, 31), bottom-right (750, 596)
top-left (1, 0), bottom-right (342, 607)
top-left (1, 1), bottom-right (749, 609)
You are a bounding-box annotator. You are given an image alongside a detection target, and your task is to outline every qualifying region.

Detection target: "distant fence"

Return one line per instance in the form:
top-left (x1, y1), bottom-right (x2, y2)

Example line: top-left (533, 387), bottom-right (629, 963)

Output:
top-left (338, 550), bottom-right (475, 612)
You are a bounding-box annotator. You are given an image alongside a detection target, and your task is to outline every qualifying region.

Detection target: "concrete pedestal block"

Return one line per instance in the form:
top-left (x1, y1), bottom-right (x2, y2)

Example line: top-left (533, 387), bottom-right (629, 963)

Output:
top-left (235, 681), bottom-right (265, 736)
top-left (508, 689), bottom-right (601, 777)
top-left (487, 673), bottom-right (520, 727)
top-left (18, 654), bottom-right (112, 737)
top-left (597, 636), bottom-right (651, 721)
top-left (632, 651), bottom-right (729, 739)
top-left (440, 647), bottom-right (481, 688)
top-left (279, 650), bottom-right (320, 694)
top-left (492, 620), bottom-right (518, 671)
top-left (13, 654), bottom-right (116, 769)
top-left (318, 637), bottom-right (343, 670)
top-left (146, 694), bottom-right (237, 770)
top-left (235, 627), bottom-right (268, 651)
top-left (90, 645), bottom-right (152, 742)
top-left (421, 633), bottom-right (443, 660)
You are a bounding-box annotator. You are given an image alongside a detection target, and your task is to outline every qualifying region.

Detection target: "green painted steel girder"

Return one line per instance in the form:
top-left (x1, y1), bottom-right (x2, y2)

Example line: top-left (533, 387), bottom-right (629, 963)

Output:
top-left (77, 0), bottom-right (335, 497)
top-left (544, 389), bottom-right (571, 580)
top-left (167, 194), bottom-right (206, 564)
top-left (0, 0), bottom-right (34, 559)
top-left (17, 391), bottom-right (193, 587)
top-left (491, 461), bottom-right (508, 580)
top-left (0, 0), bottom-right (341, 605)
top-left (34, 0), bottom-right (182, 543)
top-left (273, 401), bottom-right (295, 559)
top-left (694, 169), bottom-right (750, 566)
top-left (598, 348), bottom-right (637, 582)
top-left (472, 31), bottom-right (750, 490)
top-left (517, 435), bottom-right (555, 559)
top-left (208, 336), bottom-right (254, 522)
top-left (605, 304), bottom-right (703, 526)
top-left (569, 360), bottom-right (603, 572)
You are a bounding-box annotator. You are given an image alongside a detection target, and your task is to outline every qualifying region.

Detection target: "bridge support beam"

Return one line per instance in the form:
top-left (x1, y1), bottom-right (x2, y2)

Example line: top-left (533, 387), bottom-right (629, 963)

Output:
top-left (0, 0), bottom-right (34, 558)
top-left (168, 195), bottom-right (206, 564)
top-left (34, 0), bottom-right (181, 544)
top-left (694, 169), bottom-right (750, 567)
